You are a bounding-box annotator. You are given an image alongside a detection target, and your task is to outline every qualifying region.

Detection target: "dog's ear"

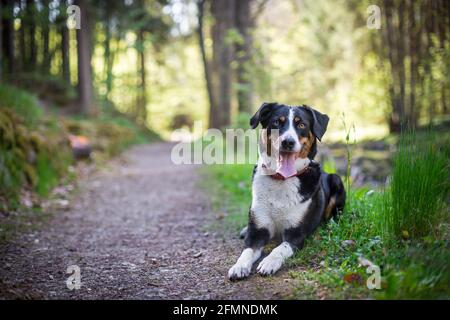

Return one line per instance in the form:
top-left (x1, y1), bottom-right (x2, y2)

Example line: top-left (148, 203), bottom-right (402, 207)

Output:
top-left (303, 105), bottom-right (329, 141)
top-left (250, 102), bottom-right (278, 129)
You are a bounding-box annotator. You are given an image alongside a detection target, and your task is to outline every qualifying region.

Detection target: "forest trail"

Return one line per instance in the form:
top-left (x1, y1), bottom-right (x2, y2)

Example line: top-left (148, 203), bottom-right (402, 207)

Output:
top-left (0, 143), bottom-right (298, 299)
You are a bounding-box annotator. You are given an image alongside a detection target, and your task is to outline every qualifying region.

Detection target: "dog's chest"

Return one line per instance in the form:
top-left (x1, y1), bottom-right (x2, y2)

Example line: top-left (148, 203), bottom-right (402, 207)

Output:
top-left (251, 171), bottom-right (311, 234)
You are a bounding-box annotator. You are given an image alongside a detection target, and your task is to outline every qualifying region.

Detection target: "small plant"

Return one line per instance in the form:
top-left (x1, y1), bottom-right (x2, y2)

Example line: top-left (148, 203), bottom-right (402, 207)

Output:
top-left (380, 130), bottom-right (449, 239)
top-left (341, 113), bottom-right (356, 205)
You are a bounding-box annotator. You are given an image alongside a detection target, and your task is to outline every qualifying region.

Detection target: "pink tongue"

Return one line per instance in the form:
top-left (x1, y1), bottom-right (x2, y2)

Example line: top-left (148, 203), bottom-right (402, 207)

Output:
top-left (277, 152), bottom-right (297, 178)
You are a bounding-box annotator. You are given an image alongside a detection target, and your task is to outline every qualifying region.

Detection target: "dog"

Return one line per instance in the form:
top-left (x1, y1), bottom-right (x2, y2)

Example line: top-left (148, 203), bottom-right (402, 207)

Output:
top-left (228, 102), bottom-right (346, 280)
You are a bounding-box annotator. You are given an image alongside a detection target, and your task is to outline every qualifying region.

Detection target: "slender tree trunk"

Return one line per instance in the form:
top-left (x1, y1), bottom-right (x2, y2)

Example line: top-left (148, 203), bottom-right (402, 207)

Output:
top-left (437, 0), bottom-right (448, 114)
top-left (408, 0), bottom-right (418, 128)
top-left (210, 0), bottom-right (235, 129)
top-left (383, 0), bottom-right (401, 133)
top-left (0, 1), bottom-right (2, 82)
top-left (197, 0), bottom-right (216, 128)
top-left (74, 0), bottom-right (94, 115)
top-left (396, 1), bottom-right (406, 127)
top-left (59, 0), bottom-right (70, 85)
top-left (104, 6), bottom-right (114, 101)
top-left (26, 0), bottom-right (36, 71)
top-left (61, 21), bottom-right (71, 85)
top-left (42, 0), bottom-right (51, 74)
top-left (1, 0), bottom-right (14, 76)
top-left (19, 0), bottom-right (26, 71)
top-left (235, 0), bottom-right (253, 114)
top-left (136, 28), bottom-right (147, 125)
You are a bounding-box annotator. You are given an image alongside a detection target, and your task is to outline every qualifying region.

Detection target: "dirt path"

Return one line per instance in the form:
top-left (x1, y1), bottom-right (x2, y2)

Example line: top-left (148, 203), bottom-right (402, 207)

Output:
top-left (0, 143), bottom-right (298, 299)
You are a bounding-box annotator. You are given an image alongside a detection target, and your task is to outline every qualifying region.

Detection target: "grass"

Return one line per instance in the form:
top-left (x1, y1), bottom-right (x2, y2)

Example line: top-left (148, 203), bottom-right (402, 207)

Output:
top-left (0, 84), bottom-right (43, 127)
top-left (202, 131), bottom-right (450, 299)
top-left (379, 130), bottom-right (449, 240)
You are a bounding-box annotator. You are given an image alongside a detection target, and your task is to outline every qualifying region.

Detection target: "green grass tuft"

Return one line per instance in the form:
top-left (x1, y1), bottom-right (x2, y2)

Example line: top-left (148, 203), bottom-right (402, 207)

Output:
top-left (379, 130), bottom-right (449, 240)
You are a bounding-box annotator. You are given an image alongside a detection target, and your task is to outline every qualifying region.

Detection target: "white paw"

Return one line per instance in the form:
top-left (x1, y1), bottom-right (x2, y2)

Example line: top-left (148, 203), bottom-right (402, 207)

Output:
top-left (257, 256), bottom-right (283, 276)
top-left (228, 262), bottom-right (251, 280)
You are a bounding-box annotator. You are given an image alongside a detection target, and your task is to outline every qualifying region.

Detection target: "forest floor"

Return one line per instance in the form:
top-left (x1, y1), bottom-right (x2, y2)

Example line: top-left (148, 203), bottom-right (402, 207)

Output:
top-left (0, 143), bottom-right (303, 299)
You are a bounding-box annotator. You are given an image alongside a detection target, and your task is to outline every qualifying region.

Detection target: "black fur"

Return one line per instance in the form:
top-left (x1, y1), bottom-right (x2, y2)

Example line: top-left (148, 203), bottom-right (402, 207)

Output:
top-left (245, 210), bottom-right (271, 249)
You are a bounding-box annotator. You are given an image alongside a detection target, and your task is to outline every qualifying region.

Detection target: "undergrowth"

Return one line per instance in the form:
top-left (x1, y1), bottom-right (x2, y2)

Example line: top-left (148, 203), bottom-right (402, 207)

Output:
top-left (0, 84), bottom-right (159, 211)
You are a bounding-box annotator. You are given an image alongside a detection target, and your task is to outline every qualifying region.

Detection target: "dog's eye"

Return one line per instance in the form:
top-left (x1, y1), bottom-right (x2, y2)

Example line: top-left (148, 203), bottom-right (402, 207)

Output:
top-left (298, 123), bottom-right (306, 129)
top-left (273, 120), bottom-right (280, 127)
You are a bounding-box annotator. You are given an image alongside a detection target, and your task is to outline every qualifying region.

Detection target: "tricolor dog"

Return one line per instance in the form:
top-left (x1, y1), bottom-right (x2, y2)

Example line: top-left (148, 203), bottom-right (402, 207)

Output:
top-left (228, 102), bottom-right (346, 280)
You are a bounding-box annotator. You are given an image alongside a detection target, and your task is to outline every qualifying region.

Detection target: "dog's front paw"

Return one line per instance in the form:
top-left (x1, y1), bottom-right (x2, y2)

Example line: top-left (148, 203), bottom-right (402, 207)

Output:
top-left (257, 256), bottom-right (283, 276)
top-left (228, 262), bottom-right (251, 280)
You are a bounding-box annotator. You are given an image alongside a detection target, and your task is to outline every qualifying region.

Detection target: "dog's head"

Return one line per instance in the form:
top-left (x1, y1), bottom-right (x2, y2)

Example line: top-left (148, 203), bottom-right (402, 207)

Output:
top-left (250, 102), bottom-right (329, 177)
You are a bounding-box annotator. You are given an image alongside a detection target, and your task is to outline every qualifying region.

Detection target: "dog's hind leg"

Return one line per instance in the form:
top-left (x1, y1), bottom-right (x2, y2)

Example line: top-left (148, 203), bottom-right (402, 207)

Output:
top-left (323, 173), bottom-right (346, 220)
top-left (327, 174), bottom-right (346, 218)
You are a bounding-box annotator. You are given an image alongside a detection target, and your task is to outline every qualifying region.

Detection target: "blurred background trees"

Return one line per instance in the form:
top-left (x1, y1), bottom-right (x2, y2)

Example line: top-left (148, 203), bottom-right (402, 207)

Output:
top-left (0, 0), bottom-right (448, 138)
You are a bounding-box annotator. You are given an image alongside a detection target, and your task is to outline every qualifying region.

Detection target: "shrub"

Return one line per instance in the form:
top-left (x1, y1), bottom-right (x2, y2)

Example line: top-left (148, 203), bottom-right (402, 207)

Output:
top-left (0, 84), bottom-right (42, 126)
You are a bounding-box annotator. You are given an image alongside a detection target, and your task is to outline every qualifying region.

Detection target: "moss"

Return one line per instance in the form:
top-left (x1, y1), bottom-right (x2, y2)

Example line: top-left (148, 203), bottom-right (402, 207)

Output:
top-left (1, 85), bottom-right (154, 210)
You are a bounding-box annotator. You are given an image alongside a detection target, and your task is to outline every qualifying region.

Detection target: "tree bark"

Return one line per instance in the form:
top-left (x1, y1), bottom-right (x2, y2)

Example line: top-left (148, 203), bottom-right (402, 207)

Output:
top-left (26, 0), bottom-right (36, 71)
top-left (61, 21), bottom-right (71, 85)
top-left (235, 0), bottom-right (253, 114)
top-left (19, 0), bottom-right (26, 71)
top-left (0, 1), bottom-right (2, 81)
top-left (42, 0), bottom-right (51, 74)
top-left (104, 4), bottom-right (114, 101)
top-left (408, 0), bottom-right (418, 128)
top-left (74, 0), bottom-right (94, 115)
top-left (396, 0), bottom-right (406, 127)
top-left (210, 0), bottom-right (235, 129)
top-left (1, 0), bottom-right (15, 76)
top-left (382, 0), bottom-right (402, 133)
top-left (136, 28), bottom-right (148, 125)
top-left (197, 0), bottom-right (216, 128)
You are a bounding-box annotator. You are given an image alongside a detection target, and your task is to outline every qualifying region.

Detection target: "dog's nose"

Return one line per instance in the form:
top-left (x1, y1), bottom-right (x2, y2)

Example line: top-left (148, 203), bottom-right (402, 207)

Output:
top-left (281, 138), bottom-right (296, 150)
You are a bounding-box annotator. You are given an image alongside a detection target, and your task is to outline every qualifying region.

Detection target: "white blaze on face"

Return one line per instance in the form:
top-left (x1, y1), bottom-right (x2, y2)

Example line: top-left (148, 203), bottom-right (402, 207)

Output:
top-left (279, 109), bottom-right (301, 152)
top-left (276, 109), bottom-right (302, 178)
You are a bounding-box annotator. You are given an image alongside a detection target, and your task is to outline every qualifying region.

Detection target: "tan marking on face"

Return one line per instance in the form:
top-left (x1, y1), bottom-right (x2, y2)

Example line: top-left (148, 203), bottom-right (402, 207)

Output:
top-left (298, 132), bottom-right (315, 159)
top-left (294, 117), bottom-right (300, 122)
top-left (279, 116), bottom-right (286, 122)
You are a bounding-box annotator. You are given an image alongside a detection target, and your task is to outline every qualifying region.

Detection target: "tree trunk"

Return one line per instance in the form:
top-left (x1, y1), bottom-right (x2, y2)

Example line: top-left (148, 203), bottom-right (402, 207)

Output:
top-left (210, 0), bottom-right (235, 129)
top-left (74, 0), bottom-right (94, 115)
top-left (42, 0), bottom-right (51, 74)
top-left (1, 0), bottom-right (15, 76)
top-left (382, 0), bottom-right (402, 133)
top-left (197, 0), bottom-right (216, 128)
top-left (396, 1), bottom-right (406, 127)
top-left (104, 5), bottom-right (114, 101)
top-left (61, 20), bottom-right (71, 85)
top-left (59, 0), bottom-right (70, 85)
top-left (136, 28), bottom-right (148, 125)
top-left (235, 0), bottom-right (253, 114)
top-left (408, 0), bottom-right (418, 128)
top-left (26, 0), bottom-right (36, 71)
top-left (437, 0), bottom-right (448, 114)
top-left (0, 1), bottom-right (2, 82)
top-left (19, 0), bottom-right (26, 71)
